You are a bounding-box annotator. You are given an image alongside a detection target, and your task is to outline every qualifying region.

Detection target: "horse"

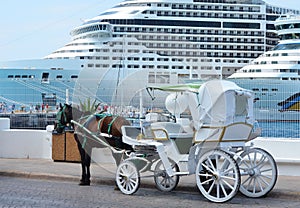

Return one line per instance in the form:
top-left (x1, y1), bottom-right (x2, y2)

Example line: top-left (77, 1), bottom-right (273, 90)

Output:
top-left (54, 103), bottom-right (133, 186)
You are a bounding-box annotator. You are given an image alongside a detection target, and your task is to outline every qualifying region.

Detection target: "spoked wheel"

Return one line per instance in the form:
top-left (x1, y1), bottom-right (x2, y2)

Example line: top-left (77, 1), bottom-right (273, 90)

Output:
top-left (196, 149), bottom-right (240, 203)
top-left (116, 160), bottom-right (140, 195)
top-left (154, 159), bottom-right (180, 192)
top-left (238, 147), bottom-right (277, 198)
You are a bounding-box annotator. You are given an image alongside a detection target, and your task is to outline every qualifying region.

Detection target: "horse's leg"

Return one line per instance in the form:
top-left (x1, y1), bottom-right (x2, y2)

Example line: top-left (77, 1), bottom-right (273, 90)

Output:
top-left (74, 134), bottom-right (88, 185)
top-left (84, 147), bottom-right (92, 185)
top-left (79, 150), bottom-right (87, 185)
top-left (79, 151), bottom-right (91, 186)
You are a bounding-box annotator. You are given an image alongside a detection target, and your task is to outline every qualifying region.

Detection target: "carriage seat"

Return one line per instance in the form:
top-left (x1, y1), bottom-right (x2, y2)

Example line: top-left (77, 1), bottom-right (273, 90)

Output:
top-left (151, 122), bottom-right (194, 154)
top-left (176, 118), bottom-right (194, 133)
top-left (121, 123), bottom-right (194, 154)
top-left (151, 122), bottom-right (186, 135)
top-left (194, 122), bottom-right (254, 147)
top-left (121, 126), bottom-right (143, 146)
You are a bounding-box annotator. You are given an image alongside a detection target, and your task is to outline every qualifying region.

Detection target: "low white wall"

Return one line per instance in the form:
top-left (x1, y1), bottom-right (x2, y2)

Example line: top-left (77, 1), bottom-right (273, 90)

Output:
top-left (1, 116), bottom-right (300, 176)
top-left (0, 118), bottom-right (10, 129)
top-left (250, 137), bottom-right (300, 176)
top-left (0, 118), bottom-right (53, 159)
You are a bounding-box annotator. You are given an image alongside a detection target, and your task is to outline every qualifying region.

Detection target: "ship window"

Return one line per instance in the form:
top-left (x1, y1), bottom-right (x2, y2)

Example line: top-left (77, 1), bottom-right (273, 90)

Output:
top-left (271, 89), bottom-right (278, 91)
top-left (42, 73), bottom-right (49, 82)
top-left (56, 75), bottom-right (63, 79)
top-left (252, 88), bottom-right (259, 91)
top-left (71, 75), bottom-right (78, 79)
top-left (262, 88), bottom-right (268, 91)
top-left (15, 75), bottom-right (21, 78)
top-left (8, 75), bottom-right (13, 78)
top-left (223, 22), bottom-right (260, 29)
top-left (22, 75), bottom-right (28, 78)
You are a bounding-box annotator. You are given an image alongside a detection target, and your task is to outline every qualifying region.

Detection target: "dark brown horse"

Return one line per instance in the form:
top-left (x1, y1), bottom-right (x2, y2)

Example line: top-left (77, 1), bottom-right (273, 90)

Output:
top-left (55, 104), bottom-right (132, 186)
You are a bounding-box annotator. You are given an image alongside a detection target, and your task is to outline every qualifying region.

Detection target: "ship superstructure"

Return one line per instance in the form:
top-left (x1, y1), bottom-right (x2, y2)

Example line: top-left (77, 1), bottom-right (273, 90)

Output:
top-left (0, 0), bottom-right (299, 111)
top-left (228, 13), bottom-right (300, 121)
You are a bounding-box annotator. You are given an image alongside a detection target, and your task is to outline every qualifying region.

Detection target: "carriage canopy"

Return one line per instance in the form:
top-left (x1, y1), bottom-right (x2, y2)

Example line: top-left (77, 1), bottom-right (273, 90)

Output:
top-left (191, 80), bottom-right (254, 129)
top-left (147, 80), bottom-right (254, 130)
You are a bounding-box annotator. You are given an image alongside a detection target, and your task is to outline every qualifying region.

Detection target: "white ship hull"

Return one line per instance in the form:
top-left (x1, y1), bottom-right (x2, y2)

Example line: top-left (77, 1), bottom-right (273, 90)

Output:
top-left (231, 78), bottom-right (300, 121)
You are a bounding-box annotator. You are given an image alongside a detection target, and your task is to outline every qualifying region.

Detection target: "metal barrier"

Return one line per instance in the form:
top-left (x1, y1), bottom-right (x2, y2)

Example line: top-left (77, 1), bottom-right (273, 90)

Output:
top-left (0, 113), bottom-right (56, 129)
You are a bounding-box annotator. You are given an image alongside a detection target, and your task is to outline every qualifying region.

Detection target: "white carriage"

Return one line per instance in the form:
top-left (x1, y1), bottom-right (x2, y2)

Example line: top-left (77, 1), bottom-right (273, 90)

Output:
top-left (115, 80), bottom-right (277, 203)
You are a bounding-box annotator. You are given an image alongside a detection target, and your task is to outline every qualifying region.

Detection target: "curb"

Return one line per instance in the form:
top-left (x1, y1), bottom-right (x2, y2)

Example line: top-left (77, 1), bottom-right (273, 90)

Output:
top-left (0, 171), bottom-right (79, 182)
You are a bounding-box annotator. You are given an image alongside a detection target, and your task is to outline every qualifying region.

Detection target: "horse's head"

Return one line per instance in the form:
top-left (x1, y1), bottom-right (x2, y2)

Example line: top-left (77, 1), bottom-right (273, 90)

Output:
top-left (54, 103), bottom-right (73, 133)
top-left (62, 103), bottom-right (73, 124)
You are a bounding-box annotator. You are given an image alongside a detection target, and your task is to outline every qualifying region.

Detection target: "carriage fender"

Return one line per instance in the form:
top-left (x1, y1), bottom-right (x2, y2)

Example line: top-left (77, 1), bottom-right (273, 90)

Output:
top-left (188, 142), bottom-right (219, 174)
top-left (154, 142), bottom-right (176, 177)
top-left (188, 143), bottom-right (203, 174)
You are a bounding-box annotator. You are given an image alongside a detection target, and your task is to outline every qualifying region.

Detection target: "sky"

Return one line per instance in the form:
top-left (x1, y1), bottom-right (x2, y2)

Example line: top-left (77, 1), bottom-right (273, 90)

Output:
top-left (0, 0), bottom-right (299, 61)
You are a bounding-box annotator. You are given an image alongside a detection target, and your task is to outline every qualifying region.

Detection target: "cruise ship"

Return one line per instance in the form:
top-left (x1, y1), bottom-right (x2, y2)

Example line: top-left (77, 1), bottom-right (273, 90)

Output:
top-left (228, 13), bottom-right (300, 122)
top-left (0, 0), bottom-right (299, 112)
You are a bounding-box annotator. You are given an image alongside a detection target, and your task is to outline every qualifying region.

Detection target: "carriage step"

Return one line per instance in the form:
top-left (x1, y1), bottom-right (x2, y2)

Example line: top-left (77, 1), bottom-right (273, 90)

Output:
top-left (134, 145), bottom-right (157, 153)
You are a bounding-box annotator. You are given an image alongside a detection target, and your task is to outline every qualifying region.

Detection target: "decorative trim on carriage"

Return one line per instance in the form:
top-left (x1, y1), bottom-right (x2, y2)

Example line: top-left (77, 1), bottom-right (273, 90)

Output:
top-left (151, 128), bottom-right (169, 141)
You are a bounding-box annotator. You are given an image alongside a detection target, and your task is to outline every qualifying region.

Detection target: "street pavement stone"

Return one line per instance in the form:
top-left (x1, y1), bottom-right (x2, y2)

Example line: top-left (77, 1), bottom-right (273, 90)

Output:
top-left (0, 158), bottom-right (300, 200)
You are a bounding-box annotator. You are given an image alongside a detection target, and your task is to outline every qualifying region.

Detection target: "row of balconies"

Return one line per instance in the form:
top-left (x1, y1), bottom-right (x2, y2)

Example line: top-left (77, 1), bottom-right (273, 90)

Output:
top-left (114, 27), bottom-right (265, 37)
top-left (154, 11), bottom-right (264, 20)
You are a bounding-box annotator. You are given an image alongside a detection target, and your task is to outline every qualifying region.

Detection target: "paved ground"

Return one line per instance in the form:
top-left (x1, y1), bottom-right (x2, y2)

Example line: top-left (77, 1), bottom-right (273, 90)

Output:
top-left (0, 158), bottom-right (300, 200)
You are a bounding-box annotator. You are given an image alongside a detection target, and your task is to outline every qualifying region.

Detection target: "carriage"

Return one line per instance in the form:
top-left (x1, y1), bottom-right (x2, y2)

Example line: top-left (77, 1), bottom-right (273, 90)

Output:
top-left (114, 80), bottom-right (277, 203)
top-left (70, 80), bottom-right (277, 203)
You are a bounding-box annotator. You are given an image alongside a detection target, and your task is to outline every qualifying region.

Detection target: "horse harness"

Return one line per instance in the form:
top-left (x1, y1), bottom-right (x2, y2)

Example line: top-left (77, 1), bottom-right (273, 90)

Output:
top-left (81, 113), bottom-right (120, 149)
top-left (56, 105), bottom-right (68, 131)
top-left (96, 113), bottom-right (119, 135)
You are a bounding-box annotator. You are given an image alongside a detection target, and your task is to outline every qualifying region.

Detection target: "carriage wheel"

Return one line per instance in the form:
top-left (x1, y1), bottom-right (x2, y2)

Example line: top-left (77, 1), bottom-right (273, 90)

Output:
top-left (196, 149), bottom-right (240, 203)
top-left (238, 148), bottom-right (277, 198)
top-left (154, 159), bottom-right (180, 192)
top-left (116, 160), bottom-right (140, 195)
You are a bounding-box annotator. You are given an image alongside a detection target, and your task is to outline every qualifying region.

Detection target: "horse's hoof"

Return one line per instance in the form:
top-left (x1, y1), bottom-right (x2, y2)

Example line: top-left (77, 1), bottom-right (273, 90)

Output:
top-left (114, 185), bottom-right (119, 191)
top-left (79, 180), bottom-right (90, 186)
